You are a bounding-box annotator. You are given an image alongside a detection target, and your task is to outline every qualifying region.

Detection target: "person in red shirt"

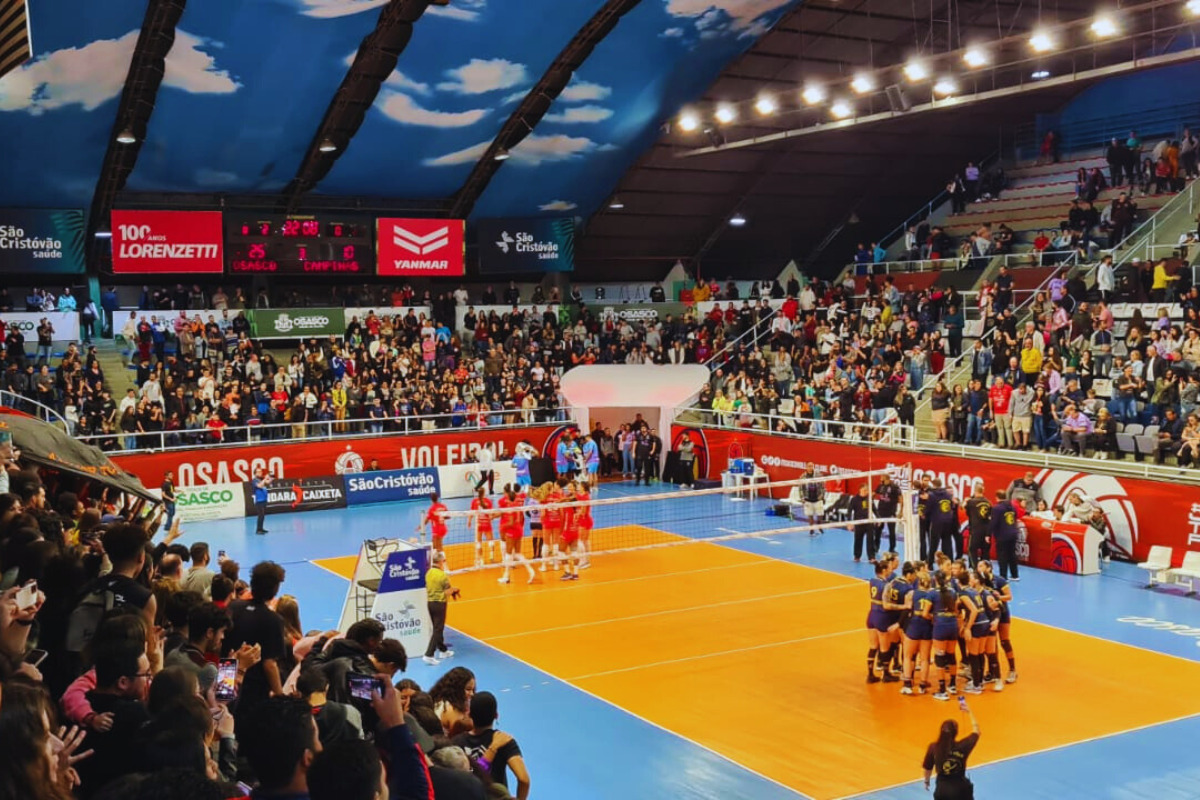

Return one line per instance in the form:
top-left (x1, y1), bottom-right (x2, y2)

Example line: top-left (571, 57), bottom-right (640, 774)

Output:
top-left (206, 414), bottom-right (227, 443)
top-left (987, 377), bottom-right (1014, 449)
top-left (573, 482), bottom-right (594, 570)
top-left (419, 493), bottom-right (449, 561)
top-left (470, 486), bottom-right (497, 567)
top-left (558, 482), bottom-right (581, 581)
top-left (1032, 230), bottom-right (1051, 265)
top-left (541, 481), bottom-right (564, 573)
top-left (497, 484), bottom-right (535, 584)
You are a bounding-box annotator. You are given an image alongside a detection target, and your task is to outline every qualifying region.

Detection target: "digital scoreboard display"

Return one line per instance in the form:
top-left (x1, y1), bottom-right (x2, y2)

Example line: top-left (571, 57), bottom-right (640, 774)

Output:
top-left (225, 214), bottom-right (374, 274)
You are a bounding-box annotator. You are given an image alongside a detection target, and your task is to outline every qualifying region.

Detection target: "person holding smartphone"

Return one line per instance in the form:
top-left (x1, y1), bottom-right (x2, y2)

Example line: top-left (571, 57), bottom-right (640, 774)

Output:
top-left (252, 467), bottom-right (271, 535)
top-left (922, 701), bottom-right (981, 799)
top-left (160, 470), bottom-right (178, 530)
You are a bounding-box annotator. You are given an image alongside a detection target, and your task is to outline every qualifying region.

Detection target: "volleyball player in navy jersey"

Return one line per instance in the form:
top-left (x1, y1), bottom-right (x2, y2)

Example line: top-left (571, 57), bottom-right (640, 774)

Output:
top-left (978, 560), bottom-right (1018, 683)
top-left (881, 557), bottom-right (910, 676)
top-left (931, 572), bottom-right (976, 701)
top-left (959, 571), bottom-right (995, 695)
top-left (901, 571), bottom-right (935, 695)
top-left (866, 562), bottom-right (894, 683)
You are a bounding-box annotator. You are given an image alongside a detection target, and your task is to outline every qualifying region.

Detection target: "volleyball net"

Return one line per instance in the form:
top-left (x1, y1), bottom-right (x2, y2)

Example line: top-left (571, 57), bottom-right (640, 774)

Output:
top-left (430, 466), bottom-right (918, 574)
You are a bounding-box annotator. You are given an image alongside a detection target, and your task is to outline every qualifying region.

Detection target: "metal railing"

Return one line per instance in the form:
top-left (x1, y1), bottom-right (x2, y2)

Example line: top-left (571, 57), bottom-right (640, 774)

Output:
top-left (1103, 177), bottom-right (1200, 270)
top-left (675, 405), bottom-right (916, 449)
top-left (76, 406), bottom-right (575, 454)
top-left (1013, 102), bottom-right (1200, 161)
top-left (0, 390), bottom-right (70, 431)
top-left (845, 249), bottom-right (1082, 276)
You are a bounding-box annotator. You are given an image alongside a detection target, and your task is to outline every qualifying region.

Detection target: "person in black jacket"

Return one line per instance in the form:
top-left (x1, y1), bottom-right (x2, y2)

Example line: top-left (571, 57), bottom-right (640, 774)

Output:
top-left (927, 480), bottom-right (960, 560)
top-left (923, 704), bottom-right (981, 799)
top-left (850, 485), bottom-right (875, 562)
top-left (990, 490), bottom-right (1024, 581)
top-left (873, 474), bottom-right (901, 554)
top-left (964, 483), bottom-right (992, 567)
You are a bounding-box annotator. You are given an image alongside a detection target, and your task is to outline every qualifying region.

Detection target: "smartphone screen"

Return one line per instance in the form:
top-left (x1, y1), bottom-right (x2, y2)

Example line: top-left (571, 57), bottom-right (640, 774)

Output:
top-left (15, 581), bottom-right (38, 610)
top-left (215, 659), bottom-right (238, 702)
top-left (24, 648), bottom-right (48, 667)
top-left (218, 550), bottom-right (226, 559)
top-left (347, 674), bottom-right (383, 701)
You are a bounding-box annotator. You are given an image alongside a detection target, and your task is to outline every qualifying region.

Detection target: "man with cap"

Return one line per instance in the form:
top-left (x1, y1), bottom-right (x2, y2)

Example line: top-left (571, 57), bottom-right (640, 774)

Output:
top-left (452, 691), bottom-right (531, 799)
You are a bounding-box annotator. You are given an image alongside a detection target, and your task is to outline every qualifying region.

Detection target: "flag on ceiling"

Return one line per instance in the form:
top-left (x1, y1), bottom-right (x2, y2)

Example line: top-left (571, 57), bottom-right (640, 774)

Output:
top-left (0, 0), bottom-right (31, 82)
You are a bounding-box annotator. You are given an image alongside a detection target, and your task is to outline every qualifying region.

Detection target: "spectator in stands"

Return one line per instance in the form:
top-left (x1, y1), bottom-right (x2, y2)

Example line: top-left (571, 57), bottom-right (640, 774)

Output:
top-left (1038, 130), bottom-right (1059, 165)
top-left (948, 174), bottom-right (966, 213)
top-left (1059, 404), bottom-right (1093, 456)
top-left (1107, 138), bottom-right (1129, 187)
top-left (988, 376), bottom-right (1014, 449)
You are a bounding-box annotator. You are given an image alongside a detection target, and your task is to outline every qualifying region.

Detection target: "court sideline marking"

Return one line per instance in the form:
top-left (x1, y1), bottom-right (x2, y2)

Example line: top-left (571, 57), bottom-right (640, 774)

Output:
top-left (830, 710), bottom-right (1200, 800)
top-left (486, 582), bottom-right (860, 641)
top-left (569, 628), bottom-right (861, 681)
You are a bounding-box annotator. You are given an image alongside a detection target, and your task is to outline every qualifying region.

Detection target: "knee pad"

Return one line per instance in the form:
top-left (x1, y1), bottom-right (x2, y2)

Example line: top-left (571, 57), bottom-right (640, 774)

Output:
top-left (934, 652), bottom-right (951, 669)
top-left (1001, 639), bottom-right (1014, 655)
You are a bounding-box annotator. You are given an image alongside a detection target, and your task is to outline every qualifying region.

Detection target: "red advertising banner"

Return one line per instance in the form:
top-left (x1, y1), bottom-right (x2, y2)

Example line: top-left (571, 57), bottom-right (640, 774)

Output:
top-left (376, 218), bottom-right (465, 276)
top-left (111, 210), bottom-right (224, 274)
top-left (110, 425), bottom-right (569, 489)
top-left (672, 425), bottom-right (1199, 566)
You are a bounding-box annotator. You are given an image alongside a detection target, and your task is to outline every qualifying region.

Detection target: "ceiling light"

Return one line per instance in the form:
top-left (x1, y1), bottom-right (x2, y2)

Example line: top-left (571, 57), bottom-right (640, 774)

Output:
top-left (963, 48), bottom-right (988, 68)
top-left (830, 99), bottom-right (853, 119)
top-left (1189, 0), bottom-right (1200, 15)
top-left (318, 137), bottom-right (338, 153)
top-left (679, 111), bottom-right (700, 132)
top-left (903, 60), bottom-right (929, 82)
top-left (1032, 69), bottom-right (1051, 79)
top-left (116, 128), bottom-right (136, 144)
top-left (850, 74), bottom-right (875, 94)
top-left (933, 78), bottom-right (958, 96)
top-left (729, 213), bottom-right (747, 227)
top-left (1091, 14), bottom-right (1118, 37)
top-left (714, 103), bottom-right (737, 124)
top-left (494, 148), bottom-right (511, 161)
top-left (1029, 30), bottom-right (1055, 52)
top-left (801, 83), bottom-right (826, 105)
top-left (754, 94), bottom-right (778, 115)
top-left (608, 196), bottom-right (625, 210)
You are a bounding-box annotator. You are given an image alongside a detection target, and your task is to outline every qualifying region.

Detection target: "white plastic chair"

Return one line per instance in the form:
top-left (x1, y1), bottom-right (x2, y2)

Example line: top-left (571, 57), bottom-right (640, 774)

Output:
top-left (1137, 545), bottom-right (1174, 588)
top-left (1168, 550), bottom-right (1200, 595)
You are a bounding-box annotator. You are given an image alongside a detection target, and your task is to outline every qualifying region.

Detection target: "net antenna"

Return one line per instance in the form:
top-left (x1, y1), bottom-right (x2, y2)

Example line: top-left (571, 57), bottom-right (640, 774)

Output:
top-left (435, 468), bottom-right (902, 574)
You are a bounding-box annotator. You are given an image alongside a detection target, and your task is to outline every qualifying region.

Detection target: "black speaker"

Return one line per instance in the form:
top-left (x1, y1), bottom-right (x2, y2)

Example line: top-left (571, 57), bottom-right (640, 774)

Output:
top-left (885, 84), bottom-right (912, 113)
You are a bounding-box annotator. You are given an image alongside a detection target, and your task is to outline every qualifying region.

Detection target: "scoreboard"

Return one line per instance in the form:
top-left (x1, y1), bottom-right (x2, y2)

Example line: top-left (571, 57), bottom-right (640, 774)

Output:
top-left (224, 213), bottom-right (374, 274)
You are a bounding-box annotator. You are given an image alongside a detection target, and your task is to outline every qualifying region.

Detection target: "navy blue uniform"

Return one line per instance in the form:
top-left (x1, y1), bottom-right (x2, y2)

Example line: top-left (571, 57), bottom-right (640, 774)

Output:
top-left (884, 577), bottom-right (909, 629)
top-left (927, 488), bottom-right (960, 559)
top-left (867, 577), bottom-right (889, 632)
top-left (905, 587), bottom-right (934, 641)
top-left (990, 500), bottom-right (1022, 579)
top-left (931, 588), bottom-right (960, 642)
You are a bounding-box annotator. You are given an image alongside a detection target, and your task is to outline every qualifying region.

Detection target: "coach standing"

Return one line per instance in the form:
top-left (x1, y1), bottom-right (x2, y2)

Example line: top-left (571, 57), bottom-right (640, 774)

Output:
top-left (252, 468), bottom-right (271, 535)
top-left (872, 474), bottom-right (901, 553)
top-left (964, 483), bottom-right (992, 567)
top-left (990, 490), bottom-right (1025, 581)
top-left (850, 485), bottom-right (875, 562)
top-left (927, 479), bottom-right (960, 560)
top-left (423, 551), bottom-right (459, 666)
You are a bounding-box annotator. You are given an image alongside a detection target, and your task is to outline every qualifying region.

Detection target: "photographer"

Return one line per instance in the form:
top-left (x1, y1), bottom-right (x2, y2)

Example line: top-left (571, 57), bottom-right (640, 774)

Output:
top-left (252, 467), bottom-right (272, 535)
top-left (423, 551), bottom-right (459, 666)
top-left (922, 701), bottom-right (981, 799)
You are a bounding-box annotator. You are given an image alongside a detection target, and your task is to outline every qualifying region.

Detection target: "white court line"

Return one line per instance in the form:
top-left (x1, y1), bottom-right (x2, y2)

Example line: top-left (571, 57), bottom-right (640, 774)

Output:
top-left (486, 582), bottom-right (860, 641)
top-left (569, 628), bottom-right (861, 682)
top-left (830, 710), bottom-right (1200, 800)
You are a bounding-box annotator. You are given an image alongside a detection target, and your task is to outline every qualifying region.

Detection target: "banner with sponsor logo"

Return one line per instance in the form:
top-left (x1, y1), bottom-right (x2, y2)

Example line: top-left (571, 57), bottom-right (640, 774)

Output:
top-left (377, 218), bottom-right (465, 277)
top-left (437, 460), bottom-right (517, 499)
top-left (672, 425), bottom-right (1197, 565)
top-left (0, 311), bottom-right (80, 342)
top-left (0, 209), bottom-right (85, 274)
top-left (244, 475), bottom-right (347, 516)
top-left (111, 210), bottom-right (224, 274)
top-left (175, 482), bottom-right (246, 522)
top-left (249, 308), bottom-right (341, 339)
top-left (476, 217), bottom-right (574, 274)
top-left (370, 548), bottom-right (432, 655)
top-left (110, 426), bottom-right (566, 488)
top-left (596, 302), bottom-right (692, 326)
top-left (346, 468), bottom-right (441, 505)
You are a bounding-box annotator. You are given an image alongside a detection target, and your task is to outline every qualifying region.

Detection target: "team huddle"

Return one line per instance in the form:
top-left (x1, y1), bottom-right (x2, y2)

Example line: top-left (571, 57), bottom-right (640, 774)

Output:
top-left (867, 552), bottom-right (1017, 701)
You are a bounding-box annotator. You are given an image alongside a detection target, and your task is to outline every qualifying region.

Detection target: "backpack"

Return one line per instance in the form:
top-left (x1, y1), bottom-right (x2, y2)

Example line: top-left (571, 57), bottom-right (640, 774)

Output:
top-left (65, 580), bottom-right (117, 654)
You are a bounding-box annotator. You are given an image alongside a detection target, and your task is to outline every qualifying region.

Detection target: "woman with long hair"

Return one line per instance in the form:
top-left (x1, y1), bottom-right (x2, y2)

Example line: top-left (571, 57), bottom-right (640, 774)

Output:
top-left (922, 704), bottom-right (981, 799)
top-left (0, 681), bottom-right (89, 800)
top-left (901, 569), bottom-right (934, 695)
top-left (496, 484), bottom-right (535, 585)
top-left (930, 571), bottom-right (973, 701)
top-left (960, 570), bottom-right (1002, 694)
top-left (470, 486), bottom-right (497, 567)
top-left (978, 560), bottom-right (1017, 683)
top-left (865, 561), bottom-right (898, 684)
top-left (429, 666), bottom-right (476, 737)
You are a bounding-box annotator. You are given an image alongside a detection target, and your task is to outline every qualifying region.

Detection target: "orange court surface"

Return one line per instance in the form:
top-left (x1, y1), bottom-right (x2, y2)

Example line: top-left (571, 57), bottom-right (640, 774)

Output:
top-left (316, 528), bottom-right (1200, 800)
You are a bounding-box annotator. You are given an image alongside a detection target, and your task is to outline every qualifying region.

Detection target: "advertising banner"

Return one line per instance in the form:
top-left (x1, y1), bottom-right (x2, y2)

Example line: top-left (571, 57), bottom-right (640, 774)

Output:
top-left (346, 468), bottom-right (441, 505)
top-left (249, 308), bottom-right (342, 339)
top-left (476, 217), bottom-right (574, 273)
top-left (244, 475), bottom-right (347, 516)
top-left (437, 461), bottom-right (517, 499)
top-left (111, 210), bottom-right (224, 274)
top-left (672, 425), bottom-right (1198, 565)
top-left (376, 218), bottom-right (465, 277)
top-left (174, 482), bottom-right (246, 522)
top-left (370, 548), bottom-right (432, 656)
top-left (110, 425), bottom-right (567, 488)
top-left (596, 302), bottom-right (692, 326)
top-left (0, 209), bottom-right (86, 274)
top-left (0, 311), bottom-right (80, 342)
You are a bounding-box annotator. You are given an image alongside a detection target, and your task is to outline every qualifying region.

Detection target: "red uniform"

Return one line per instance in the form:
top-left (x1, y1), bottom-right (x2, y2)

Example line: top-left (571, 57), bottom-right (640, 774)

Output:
top-left (560, 491), bottom-right (580, 545)
top-left (575, 490), bottom-right (594, 531)
top-left (427, 502), bottom-right (448, 538)
top-left (498, 494), bottom-right (525, 540)
top-left (471, 497), bottom-right (494, 534)
top-left (542, 490), bottom-right (563, 535)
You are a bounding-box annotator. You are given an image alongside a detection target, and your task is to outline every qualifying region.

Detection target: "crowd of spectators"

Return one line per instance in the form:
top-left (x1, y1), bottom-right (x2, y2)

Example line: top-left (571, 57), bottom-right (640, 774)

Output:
top-left (0, 455), bottom-right (533, 799)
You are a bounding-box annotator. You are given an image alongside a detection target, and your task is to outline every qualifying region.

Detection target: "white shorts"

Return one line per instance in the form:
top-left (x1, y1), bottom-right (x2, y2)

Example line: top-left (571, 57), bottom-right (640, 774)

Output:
top-left (803, 501), bottom-right (824, 519)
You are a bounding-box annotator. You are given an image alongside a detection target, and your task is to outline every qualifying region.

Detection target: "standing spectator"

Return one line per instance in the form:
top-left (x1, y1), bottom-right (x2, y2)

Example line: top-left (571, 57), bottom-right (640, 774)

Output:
top-left (1039, 129), bottom-right (1059, 164)
top-left (239, 697), bottom-right (322, 800)
top-left (947, 174), bottom-right (966, 214)
top-left (676, 432), bottom-right (696, 489)
top-left (988, 376), bottom-right (1014, 449)
top-left (963, 161), bottom-right (981, 201)
top-left (182, 542), bottom-right (215, 598)
top-left (76, 638), bottom-right (152, 797)
top-left (1106, 137), bottom-right (1128, 187)
top-left (160, 470), bottom-right (177, 530)
top-left (226, 561), bottom-right (288, 726)
top-left (1010, 382), bottom-right (1034, 451)
top-left (1096, 255), bottom-right (1116, 303)
top-left (252, 467), bottom-right (271, 535)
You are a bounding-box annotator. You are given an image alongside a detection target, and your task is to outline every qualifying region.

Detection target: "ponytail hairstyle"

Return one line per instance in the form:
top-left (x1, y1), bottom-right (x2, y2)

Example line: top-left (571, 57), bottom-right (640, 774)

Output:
top-left (933, 719), bottom-right (959, 764)
top-left (504, 483), bottom-right (518, 501)
top-left (935, 571), bottom-right (956, 610)
top-left (874, 561), bottom-right (888, 577)
top-left (901, 561), bottom-right (917, 579)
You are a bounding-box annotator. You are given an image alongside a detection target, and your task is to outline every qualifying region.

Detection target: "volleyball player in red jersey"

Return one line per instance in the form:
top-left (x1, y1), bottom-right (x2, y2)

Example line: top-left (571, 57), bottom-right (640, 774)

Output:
top-left (558, 482), bottom-right (581, 580)
top-left (497, 484), bottom-right (535, 584)
top-left (418, 492), bottom-right (449, 563)
top-left (541, 480), bottom-right (565, 572)
top-left (572, 480), bottom-right (594, 569)
top-left (470, 486), bottom-right (497, 567)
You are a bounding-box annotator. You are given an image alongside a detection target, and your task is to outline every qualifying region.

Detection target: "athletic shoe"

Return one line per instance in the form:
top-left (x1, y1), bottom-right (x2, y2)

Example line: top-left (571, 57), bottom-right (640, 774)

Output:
top-left (882, 673), bottom-right (900, 683)
top-left (1010, 576), bottom-right (1020, 582)
top-left (539, 563), bottom-right (547, 573)
top-left (255, 529), bottom-right (267, 535)
top-left (899, 686), bottom-right (914, 695)
top-left (1006, 671), bottom-right (1018, 683)
top-left (569, 573), bottom-right (580, 580)
top-left (866, 674), bottom-right (881, 684)
top-left (526, 573), bottom-right (536, 584)
top-left (560, 573), bottom-right (572, 581)
top-left (963, 685), bottom-right (983, 695)
top-left (960, 664), bottom-right (972, 681)
top-left (993, 680), bottom-right (1004, 692)
top-left (497, 576), bottom-right (510, 584)
top-left (422, 656), bottom-right (440, 666)
top-left (441, 650), bottom-right (454, 659)
top-left (932, 691), bottom-right (950, 701)
top-left (580, 561), bottom-right (591, 569)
